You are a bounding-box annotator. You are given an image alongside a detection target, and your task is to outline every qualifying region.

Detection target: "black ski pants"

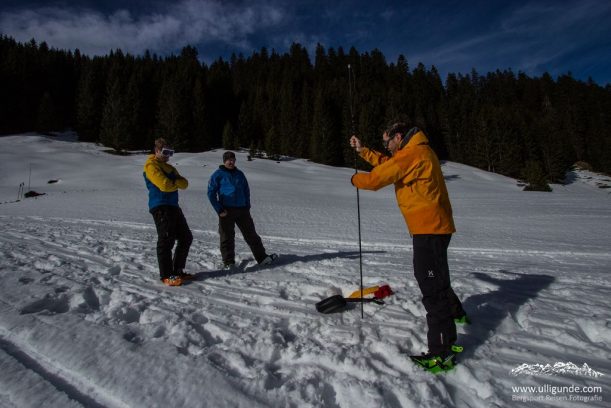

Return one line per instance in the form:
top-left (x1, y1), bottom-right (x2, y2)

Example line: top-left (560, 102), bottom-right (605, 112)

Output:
top-left (219, 208), bottom-right (266, 264)
top-left (413, 234), bottom-right (465, 355)
top-left (151, 205), bottom-right (193, 279)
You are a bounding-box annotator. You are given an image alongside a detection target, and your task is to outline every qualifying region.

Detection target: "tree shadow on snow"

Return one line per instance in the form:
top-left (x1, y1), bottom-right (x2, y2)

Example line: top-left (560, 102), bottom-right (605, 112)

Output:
top-left (444, 174), bottom-right (461, 182)
top-left (458, 270), bottom-right (554, 360)
top-left (195, 250), bottom-right (386, 280)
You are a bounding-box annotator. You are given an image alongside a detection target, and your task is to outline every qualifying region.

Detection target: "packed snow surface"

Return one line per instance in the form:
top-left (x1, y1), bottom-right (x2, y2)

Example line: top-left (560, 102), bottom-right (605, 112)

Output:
top-left (0, 134), bottom-right (609, 407)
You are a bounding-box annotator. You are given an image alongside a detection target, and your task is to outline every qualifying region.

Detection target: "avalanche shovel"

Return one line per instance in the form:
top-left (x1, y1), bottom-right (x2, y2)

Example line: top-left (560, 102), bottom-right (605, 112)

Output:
top-left (315, 295), bottom-right (384, 314)
top-left (315, 285), bottom-right (394, 314)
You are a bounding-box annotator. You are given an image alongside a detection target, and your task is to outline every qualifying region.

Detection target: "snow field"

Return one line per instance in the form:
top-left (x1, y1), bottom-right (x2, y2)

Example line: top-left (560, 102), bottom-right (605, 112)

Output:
top-left (0, 134), bottom-right (609, 407)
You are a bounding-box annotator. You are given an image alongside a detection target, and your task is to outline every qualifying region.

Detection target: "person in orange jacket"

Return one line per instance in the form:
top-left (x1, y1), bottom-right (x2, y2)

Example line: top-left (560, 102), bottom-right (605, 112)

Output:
top-left (350, 122), bottom-right (467, 371)
top-left (143, 138), bottom-right (193, 286)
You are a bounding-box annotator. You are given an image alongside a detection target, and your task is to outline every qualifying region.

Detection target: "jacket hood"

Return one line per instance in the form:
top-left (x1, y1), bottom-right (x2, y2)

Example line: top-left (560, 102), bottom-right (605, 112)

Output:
top-left (399, 127), bottom-right (429, 150)
top-left (146, 154), bottom-right (169, 165)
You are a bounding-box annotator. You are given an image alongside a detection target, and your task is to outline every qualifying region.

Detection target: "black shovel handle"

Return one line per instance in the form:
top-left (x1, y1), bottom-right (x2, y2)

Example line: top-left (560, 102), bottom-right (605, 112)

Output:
top-left (316, 295), bottom-right (384, 314)
top-left (346, 298), bottom-right (385, 305)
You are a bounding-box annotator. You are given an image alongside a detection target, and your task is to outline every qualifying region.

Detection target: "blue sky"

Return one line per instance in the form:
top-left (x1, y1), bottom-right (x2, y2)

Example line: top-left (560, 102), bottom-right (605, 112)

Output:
top-left (1, 0), bottom-right (610, 85)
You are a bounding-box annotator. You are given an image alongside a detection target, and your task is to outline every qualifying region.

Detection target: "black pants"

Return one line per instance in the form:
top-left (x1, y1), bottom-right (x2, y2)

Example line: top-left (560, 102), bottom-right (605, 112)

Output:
top-left (219, 208), bottom-right (266, 264)
top-left (413, 234), bottom-right (465, 355)
top-left (151, 206), bottom-right (193, 279)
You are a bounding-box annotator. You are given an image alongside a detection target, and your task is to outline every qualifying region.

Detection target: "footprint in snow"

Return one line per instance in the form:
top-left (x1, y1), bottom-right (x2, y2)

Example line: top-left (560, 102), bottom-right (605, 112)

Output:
top-left (20, 294), bottom-right (70, 315)
top-left (107, 265), bottom-right (121, 276)
top-left (123, 330), bottom-right (145, 345)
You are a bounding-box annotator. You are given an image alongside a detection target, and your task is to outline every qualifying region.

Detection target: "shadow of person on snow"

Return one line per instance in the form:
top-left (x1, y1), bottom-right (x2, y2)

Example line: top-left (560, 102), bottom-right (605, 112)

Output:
top-left (458, 270), bottom-right (555, 360)
top-left (193, 250), bottom-right (386, 280)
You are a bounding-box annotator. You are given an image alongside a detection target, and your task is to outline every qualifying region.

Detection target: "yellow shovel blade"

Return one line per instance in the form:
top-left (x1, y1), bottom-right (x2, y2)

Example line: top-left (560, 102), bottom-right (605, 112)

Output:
top-left (347, 286), bottom-right (380, 299)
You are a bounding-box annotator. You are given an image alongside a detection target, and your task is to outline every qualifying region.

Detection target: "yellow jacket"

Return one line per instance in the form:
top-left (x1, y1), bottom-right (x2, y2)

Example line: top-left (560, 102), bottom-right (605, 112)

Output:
top-left (352, 130), bottom-right (455, 235)
top-left (143, 155), bottom-right (188, 210)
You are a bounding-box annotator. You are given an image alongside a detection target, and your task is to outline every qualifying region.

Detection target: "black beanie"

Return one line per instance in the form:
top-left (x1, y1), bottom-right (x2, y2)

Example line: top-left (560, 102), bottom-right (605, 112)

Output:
top-left (223, 151), bottom-right (236, 162)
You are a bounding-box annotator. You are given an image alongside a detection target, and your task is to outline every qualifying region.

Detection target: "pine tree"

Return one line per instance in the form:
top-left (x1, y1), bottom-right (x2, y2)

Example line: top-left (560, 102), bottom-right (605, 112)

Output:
top-left (36, 92), bottom-right (60, 132)
top-left (75, 60), bottom-right (105, 142)
top-left (2, 35), bottom-right (611, 175)
top-left (310, 86), bottom-right (342, 165)
top-left (193, 73), bottom-right (212, 151)
top-left (222, 121), bottom-right (238, 149)
top-left (522, 160), bottom-right (552, 191)
top-left (537, 95), bottom-right (569, 181)
top-left (124, 67), bottom-right (145, 149)
top-left (265, 125), bottom-right (281, 159)
top-left (100, 73), bottom-right (129, 150)
top-left (207, 58), bottom-right (234, 149)
top-left (279, 74), bottom-right (297, 156)
top-left (157, 72), bottom-right (190, 150)
top-left (99, 54), bottom-right (131, 151)
top-left (237, 97), bottom-right (255, 149)
top-left (296, 82), bottom-right (312, 159)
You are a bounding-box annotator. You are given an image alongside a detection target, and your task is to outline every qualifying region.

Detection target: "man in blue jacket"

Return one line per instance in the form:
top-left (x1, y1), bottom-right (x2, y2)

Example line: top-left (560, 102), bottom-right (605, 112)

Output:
top-left (144, 138), bottom-right (193, 286)
top-left (208, 151), bottom-right (277, 268)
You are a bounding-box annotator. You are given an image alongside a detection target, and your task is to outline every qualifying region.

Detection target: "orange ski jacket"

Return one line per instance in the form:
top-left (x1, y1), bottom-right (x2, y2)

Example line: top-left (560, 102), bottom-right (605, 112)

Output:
top-left (351, 129), bottom-right (455, 235)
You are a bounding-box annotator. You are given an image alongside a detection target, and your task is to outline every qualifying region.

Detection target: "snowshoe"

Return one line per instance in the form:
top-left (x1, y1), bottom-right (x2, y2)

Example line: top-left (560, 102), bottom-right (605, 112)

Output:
top-left (454, 314), bottom-right (471, 325)
top-left (410, 353), bottom-right (455, 373)
top-left (161, 276), bottom-right (183, 287)
top-left (410, 345), bottom-right (463, 374)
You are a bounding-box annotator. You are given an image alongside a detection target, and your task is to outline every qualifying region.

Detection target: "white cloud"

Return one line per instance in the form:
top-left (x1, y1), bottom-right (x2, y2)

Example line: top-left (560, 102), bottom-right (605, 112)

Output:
top-left (0, 0), bottom-right (285, 56)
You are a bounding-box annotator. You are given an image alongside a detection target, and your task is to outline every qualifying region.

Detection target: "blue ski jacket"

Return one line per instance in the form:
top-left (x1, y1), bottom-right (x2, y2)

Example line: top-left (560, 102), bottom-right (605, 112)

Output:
top-left (207, 166), bottom-right (251, 214)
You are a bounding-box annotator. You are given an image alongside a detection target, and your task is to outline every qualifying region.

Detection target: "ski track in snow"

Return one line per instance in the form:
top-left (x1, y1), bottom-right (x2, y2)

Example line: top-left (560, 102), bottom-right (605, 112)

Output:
top-left (1, 215), bottom-right (610, 408)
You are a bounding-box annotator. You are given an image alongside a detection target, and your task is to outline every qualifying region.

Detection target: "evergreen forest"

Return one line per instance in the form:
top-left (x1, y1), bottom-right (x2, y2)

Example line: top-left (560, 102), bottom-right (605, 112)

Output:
top-left (1, 35), bottom-right (610, 188)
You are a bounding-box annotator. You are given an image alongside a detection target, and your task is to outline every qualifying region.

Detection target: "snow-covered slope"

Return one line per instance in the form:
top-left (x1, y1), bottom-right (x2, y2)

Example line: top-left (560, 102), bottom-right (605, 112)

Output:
top-left (0, 134), bottom-right (609, 407)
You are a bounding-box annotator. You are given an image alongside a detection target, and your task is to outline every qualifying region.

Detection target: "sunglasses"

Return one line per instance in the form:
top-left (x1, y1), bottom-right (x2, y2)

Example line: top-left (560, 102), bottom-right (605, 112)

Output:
top-left (161, 148), bottom-right (174, 157)
top-left (382, 135), bottom-right (396, 149)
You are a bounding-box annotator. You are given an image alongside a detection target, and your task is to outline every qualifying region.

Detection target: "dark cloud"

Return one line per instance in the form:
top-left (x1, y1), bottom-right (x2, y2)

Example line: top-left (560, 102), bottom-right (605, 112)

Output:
top-left (0, 0), bottom-right (609, 84)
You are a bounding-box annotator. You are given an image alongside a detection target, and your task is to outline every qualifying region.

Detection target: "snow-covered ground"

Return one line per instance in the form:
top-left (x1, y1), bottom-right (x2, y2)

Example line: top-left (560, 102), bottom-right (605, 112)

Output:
top-left (0, 133), bottom-right (609, 408)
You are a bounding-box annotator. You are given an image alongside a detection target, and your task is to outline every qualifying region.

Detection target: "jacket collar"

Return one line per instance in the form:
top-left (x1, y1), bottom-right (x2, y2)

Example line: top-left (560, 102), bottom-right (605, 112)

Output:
top-left (399, 127), bottom-right (429, 150)
top-left (219, 165), bottom-right (238, 172)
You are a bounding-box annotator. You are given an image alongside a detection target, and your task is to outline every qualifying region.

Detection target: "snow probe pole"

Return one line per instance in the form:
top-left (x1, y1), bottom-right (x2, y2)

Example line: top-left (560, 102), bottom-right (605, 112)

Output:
top-left (348, 64), bottom-right (364, 319)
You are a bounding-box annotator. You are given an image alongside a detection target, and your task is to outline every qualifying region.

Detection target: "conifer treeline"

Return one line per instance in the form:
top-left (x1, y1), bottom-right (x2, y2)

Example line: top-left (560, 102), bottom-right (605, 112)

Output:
top-left (1, 35), bottom-right (610, 183)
